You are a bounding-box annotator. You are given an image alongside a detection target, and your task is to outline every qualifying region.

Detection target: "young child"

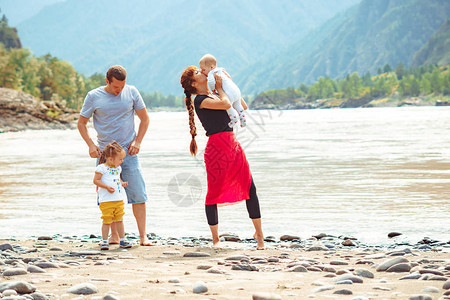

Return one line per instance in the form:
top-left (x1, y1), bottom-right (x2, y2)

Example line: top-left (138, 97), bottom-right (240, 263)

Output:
top-left (93, 141), bottom-right (132, 250)
top-left (199, 54), bottom-right (246, 128)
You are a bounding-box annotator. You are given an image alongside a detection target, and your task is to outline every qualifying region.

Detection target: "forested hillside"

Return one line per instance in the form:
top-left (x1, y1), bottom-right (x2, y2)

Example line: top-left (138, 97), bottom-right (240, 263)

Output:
top-left (239, 0), bottom-right (450, 94)
top-left (412, 19), bottom-right (450, 68)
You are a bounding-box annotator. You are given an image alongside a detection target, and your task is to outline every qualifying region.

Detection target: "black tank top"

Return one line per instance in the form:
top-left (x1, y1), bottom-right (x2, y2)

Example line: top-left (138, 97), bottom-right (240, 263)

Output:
top-left (194, 94), bottom-right (232, 136)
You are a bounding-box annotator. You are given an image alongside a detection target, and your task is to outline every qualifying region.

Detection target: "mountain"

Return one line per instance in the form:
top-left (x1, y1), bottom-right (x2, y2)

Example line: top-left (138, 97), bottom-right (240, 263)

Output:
top-left (238, 0), bottom-right (450, 94)
top-left (411, 19), bottom-right (450, 67)
top-left (0, 0), bottom-right (66, 26)
top-left (15, 0), bottom-right (359, 95)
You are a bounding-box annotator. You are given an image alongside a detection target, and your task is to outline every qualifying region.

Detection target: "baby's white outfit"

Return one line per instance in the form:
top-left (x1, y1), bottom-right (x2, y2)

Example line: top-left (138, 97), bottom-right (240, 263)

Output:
top-left (207, 67), bottom-right (246, 128)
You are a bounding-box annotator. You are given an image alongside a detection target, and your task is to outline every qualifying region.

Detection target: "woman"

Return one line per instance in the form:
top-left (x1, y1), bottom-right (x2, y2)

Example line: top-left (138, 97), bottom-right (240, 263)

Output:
top-left (180, 66), bottom-right (264, 250)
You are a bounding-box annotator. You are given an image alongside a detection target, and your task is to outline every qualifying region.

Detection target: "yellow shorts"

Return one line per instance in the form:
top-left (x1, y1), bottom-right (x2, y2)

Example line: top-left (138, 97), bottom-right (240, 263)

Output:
top-left (99, 201), bottom-right (125, 224)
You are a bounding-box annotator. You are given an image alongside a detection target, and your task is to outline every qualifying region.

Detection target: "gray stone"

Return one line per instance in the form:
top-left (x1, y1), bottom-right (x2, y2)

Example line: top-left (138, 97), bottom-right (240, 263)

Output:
top-left (37, 236), bottom-right (52, 240)
top-left (0, 244), bottom-right (13, 251)
top-left (69, 250), bottom-right (102, 256)
top-left (30, 292), bottom-right (48, 300)
top-left (333, 289), bottom-right (353, 295)
top-left (373, 286), bottom-right (391, 291)
top-left (168, 278), bottom-right (180, 283)
top-left (2, 268), bottom-right (27, 276)
top-left (34, 262), bottom-right (59, 269)
top-left (386, 263), bottom-right (411, 272)
top-left (0, 281), bottom-right (36, 294)
top-left (197, 265), bottom-right (213, 270)
top-left (287, 265), bottom-right (307, 272)
top-left (354, 269), bottom-right (374, 278)
top-left (443, 280), bottom-right (450, 290)
top-left (342, 239), bottom-right (356, 246)
top-left (225, 255), bottom-right (248, 261)
top-left (364, 253), bottom-right (385, 259)
top-left (428, 275), bottom-right (448, 281)
top-left (68, 283), bottom-right (98, 295)
top-left (311, 285), bottom-right (335, 293)
top-left (27, 266), bottom-right (46, 273)
top-left (350, 297), bottom-right (369, 300)
top-left (336, 280), bottom-right (353, 285)
top-left (420, 287), bottom-right (439, 293)
top-left (376, 257), bottom-right (409, 271)
top-left (280, 235), bottom-right (300, 241)
top-left (183, 252), bottom-right (211, 258)
top-left (102, 295), bottom-right (120, 300)
top-left (400, 273), bottom-right (422, 280)
top-left (330, 260), bottom-right (349, 265)
top-left (409, 295), bottom-right (432, 300)
top-left (306, 245), bottom-right (329, 251)
top-left (252, 292), bottom-right (282, 300)
top-left (334, 274), bottom-right (364, 283)
top-left (419, 269), bottom-right (444, 276)
top-left (192, 281), bottom-right (208, 294)
top-left (232, 263), bottom-right (259, 271)
top-left (163, 250), bottom-right (181, 255)
top-left (207, 267), bottom-right (226, 274)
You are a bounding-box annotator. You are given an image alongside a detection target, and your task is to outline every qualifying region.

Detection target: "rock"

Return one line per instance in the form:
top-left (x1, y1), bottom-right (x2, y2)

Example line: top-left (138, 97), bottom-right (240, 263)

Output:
top-left (334, 274), bottom-right (364, 284)
top-left (2, 268), bottom-right (27, 276)
top-left (30, 292), bottom-right (48, 300)
top-left (400, 273), bottom-right (422, 280)
top-left (443, 280), bottom-right (450, 290)
top-left (252, 292), bottom-right (282, 300)
top-left (192, 281), bottom-right (208, 294)
top-left (330, 260), bottom-right (349, 265)
top-left (311, 285), bottom-right (335, 293)
top-left (102, 295), bottom-right (120, 300)
top-left (333, 289), bottom-right (353, 295)
top-left (336, 280), bottom-right (353, 285)
top-left (168, 278), bottom-right (180, 283)
top-left (388, 232), bottom-right (402, 238)
top-left (68, 283), bottom-right (98, 295)
top-left (280, 235), bottom-right (300, 241)
top-left (386, 263), bottom-right (411, 272)
top-left (428, 275), bottom-right (448, 281)
top-left (183, 252), bottom-right (211, 258)
top-left (70, 250), bottom-right (102, 256)
top-left (350, 297), bottom-right (369, 300)
top-left (34, 262), bottom-right (59, 269)
top-left (342, 239), bottom-right (356, 246)
top-left (421, 287), bottom-right (439, 293)
top-left (225, 255), bottom-right (248, 261)
top-left (37, 236), bottom-right (52, 240)
top-left (0, 244), bottom-right (14, 251)
top-left (376, 257), bottom-right (409, 271)
top-left (313, 233), bottom-right (328, 239)
top-left (207, 267), bottom-right (226, 274)
top-left (373, 286), bottom-right (391, 291)
top-left (3, 290), bottom-right (18, 296)
top-left (354, 269), bottom-right (374, 278)
top-left (197, 265), bottom-right (213, 270)
top-left (409, 295), bottom-right (432, 300)
top-left (306, 245), bottom-right (329, 251)
top-left (163, 250), bottom-right (181, 255)
top-left (0, 281), bottom-right (36, 294)
top-left (287, 266), bottom-right (307, 272)
top-left (26, 266), bottom-right (46, 273)
top-left (222, 235), bottom-right (241, 242)
top-left (419, 269), bottom-right (444, 276)
top-left (232, 263), bottom-right (259, 271)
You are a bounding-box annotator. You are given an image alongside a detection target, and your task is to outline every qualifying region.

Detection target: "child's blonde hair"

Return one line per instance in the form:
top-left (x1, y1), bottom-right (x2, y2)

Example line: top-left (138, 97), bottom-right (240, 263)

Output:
top-left (99, 141), bottom-right (124, 164)
top-left (199, 54), bottom-right (217, 68)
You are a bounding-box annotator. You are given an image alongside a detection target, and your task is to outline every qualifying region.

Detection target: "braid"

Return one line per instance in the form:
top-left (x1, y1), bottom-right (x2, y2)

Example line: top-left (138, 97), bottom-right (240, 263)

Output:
top-left (180, 66), bottom-right (199, 156)
top-left (100, 141), bottom-right (124, 164)
top-left (186, 95), bottom-right (197, 156)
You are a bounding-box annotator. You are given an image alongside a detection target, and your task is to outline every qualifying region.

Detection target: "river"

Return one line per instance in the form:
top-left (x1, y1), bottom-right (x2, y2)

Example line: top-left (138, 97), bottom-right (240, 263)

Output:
top-left (0, 107), bottom-right (449, 245)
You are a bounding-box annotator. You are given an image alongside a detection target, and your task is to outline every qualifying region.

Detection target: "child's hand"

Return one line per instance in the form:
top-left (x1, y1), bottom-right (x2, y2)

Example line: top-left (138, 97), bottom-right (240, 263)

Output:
top-left (106, 186), bottom-right (115, 194)
top-left (122, 181), bottom-right (128, 187)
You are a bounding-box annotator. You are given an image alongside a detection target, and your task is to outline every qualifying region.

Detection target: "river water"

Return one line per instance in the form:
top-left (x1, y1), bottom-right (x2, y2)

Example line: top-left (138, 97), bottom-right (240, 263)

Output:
top-left (0, 107), bottom-right (449, 245)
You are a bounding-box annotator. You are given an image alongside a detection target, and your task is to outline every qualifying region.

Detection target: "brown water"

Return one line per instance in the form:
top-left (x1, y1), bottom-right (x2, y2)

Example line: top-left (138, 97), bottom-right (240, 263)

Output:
top-left (0, 107), bottom-right (449, 244)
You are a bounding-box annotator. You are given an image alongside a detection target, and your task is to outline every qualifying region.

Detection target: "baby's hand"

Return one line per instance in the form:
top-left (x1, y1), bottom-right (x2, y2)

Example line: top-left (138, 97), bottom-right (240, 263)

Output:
top-left (106, 186), bottom-right (115, 194)
top-left (122, 181), bottom-right (128, 188)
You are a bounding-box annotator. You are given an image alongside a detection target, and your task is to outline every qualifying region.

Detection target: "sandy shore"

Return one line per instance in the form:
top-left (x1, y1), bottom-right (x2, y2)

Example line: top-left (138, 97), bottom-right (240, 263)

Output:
top-left (0, 237), bottom-right (449, 300)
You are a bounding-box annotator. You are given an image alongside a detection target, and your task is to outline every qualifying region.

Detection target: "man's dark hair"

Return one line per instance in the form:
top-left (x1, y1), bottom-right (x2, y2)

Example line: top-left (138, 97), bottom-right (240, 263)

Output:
top-left (106, 65), bottom-right (127, 82)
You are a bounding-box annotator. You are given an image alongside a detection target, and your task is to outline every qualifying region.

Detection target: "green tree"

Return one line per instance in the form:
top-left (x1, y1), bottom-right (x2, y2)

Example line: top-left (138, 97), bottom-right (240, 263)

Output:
top-left (395, 62), bottom-right (405, 80)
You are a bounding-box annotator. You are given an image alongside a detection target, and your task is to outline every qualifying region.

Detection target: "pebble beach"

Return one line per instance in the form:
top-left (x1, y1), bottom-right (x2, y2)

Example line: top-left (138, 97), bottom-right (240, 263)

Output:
top-left (0, 233), bottom-right (449, 300)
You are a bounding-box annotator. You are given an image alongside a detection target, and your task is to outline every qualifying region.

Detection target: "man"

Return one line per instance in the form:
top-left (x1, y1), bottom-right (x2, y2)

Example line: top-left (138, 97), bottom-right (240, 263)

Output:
top-left (77, 65), bottom-right (152, 246)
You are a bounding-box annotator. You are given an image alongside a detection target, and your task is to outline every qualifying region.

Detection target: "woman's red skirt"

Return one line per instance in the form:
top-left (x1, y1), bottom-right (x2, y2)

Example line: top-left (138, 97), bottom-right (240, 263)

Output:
top-left (204, 131), bottom-right (251, 206)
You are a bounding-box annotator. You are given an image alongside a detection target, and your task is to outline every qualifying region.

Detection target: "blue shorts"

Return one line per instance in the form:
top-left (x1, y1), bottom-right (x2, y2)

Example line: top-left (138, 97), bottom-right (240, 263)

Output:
top-left (97, 152), bottom-right (147, 204)
top-left (121, 153), bottom-right (148, 204)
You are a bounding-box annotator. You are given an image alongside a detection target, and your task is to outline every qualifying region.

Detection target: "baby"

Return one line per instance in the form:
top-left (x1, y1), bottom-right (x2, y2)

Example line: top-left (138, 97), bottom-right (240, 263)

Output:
top-left (199, 54), bottom-right (246, 128)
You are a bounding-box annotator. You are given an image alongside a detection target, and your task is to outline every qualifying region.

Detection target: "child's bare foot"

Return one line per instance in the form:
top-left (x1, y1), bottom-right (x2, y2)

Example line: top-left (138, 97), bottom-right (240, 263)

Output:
top-left (253, 233), bottom-right (265, 250)
top-left (108, 236), bottom-right (120, 245)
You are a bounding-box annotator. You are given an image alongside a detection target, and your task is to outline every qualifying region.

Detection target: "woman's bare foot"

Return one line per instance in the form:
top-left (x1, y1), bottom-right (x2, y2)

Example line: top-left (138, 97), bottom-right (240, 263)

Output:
top-left (253, 233), bottom-right (265, 250)
top-left (140, 239), bottom-right (154, 246)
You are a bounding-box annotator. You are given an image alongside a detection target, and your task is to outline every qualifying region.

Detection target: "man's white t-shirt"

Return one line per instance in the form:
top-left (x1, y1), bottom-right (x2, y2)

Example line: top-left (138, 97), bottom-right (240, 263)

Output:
top-left (95, 164), bottom-right (128, 203)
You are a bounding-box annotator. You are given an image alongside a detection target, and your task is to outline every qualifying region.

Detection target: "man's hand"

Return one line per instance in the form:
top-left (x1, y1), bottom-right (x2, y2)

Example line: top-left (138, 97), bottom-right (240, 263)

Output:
top-left (89, 144), bottom-right (101, 158)
top-left (106, 186), bottom-right (115, 194)
top-left (122, 181), bottom-right (128, 188)
top-left (128, 140), bottom-right (141, 155)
